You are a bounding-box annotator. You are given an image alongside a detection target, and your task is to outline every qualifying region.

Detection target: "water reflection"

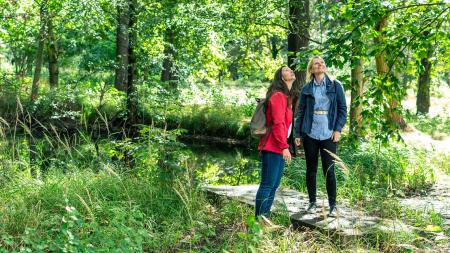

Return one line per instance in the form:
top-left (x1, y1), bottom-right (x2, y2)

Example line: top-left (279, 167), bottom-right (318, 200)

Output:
top-left (183, 142), bottom-right (260, 185)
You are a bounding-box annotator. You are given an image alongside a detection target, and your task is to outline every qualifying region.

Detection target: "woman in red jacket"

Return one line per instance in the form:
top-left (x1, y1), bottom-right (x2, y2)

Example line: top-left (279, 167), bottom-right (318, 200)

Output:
top-left (255, 66), bottom-right (295, 217)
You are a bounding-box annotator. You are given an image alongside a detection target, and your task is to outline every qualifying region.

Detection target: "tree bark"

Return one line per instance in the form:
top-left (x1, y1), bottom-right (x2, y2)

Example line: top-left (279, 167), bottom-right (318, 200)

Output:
top-left (270, 36), bottom-right (280, 59)
top-left (127, 0), bottom-right (137, 125)
top-left (47, 12), bottom-right (58, 87)
top-left (374, 16), bottom-right (407, 129)
top-left (115, 0), bottom-right (130, 92)
top-left (416, 46), bottom-right (434, 114)
top-left (161, 28), bottom-right (178, 89)
top-left (374, 17), bottom-right (388, 74)
top-left (288, 0), bottom-right (309, 93)
top-left (349, 54), bottom-right (364, 136)
top-left (31, 1), bottom-right (47, 101)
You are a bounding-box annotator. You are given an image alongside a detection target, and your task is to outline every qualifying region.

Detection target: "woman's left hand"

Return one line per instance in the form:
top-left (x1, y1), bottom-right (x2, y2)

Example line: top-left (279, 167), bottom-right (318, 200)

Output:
top-left (331, 131), bottom-right (341, 142)
top-left (282, 148), bottom-right (291, 162)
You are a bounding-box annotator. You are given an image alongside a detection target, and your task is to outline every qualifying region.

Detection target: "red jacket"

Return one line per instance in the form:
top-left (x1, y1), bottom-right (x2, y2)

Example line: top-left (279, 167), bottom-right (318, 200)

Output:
top-left (258, 91), bottom-right (293, 154)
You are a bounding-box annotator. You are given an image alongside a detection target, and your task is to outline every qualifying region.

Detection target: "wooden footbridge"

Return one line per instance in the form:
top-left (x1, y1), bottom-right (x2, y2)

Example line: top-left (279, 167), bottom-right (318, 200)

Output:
top-left (205, 185), bottom-right (412, 237)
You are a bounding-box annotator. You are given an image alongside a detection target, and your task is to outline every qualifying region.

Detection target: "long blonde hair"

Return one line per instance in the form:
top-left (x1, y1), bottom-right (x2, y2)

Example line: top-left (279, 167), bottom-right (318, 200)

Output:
top-left (306, 56), bottom-right (327, 82)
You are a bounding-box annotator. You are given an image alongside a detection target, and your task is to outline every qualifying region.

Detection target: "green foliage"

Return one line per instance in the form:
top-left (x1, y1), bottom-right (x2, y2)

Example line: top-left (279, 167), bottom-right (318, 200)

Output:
top-left (436, 152), bottom-right (450, 175)
top-left (341, 142), bottom-right (435, 197)
top-left (0, 1), bottom-right (37, 77)
top-left (30, 85), bottom-right (83, 122)
top-left (302, 0), bottom-right (450, 143)
top-left (138, 80), bottom-right (261, 140)
top-left (0, 170), bottom-right (203, 252)
top-left (0, 73), bottom-right (24, 118)
top-left (238, 215), bottom-right (263, 252)
top-left (79, 41), bottom-right (116, 72)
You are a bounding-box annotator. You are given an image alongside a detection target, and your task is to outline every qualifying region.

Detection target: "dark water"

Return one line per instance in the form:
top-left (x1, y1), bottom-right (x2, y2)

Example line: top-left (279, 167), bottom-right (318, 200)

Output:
top-left (0, 134), bottom-right (262, 185)
top-left (182, 142), bottom-right (261, 185)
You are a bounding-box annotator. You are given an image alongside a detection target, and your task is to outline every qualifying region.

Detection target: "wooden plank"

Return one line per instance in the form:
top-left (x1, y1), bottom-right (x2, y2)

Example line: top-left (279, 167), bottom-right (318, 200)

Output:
top-left (204, 185), bottom-right (412, 237)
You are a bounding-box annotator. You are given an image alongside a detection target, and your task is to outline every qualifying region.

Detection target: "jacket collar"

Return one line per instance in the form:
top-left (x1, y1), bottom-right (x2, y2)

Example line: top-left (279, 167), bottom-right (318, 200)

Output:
top-left (325, 75), bottom-right (335, 93)
top-left (302, 74), bottom-right (335, 95)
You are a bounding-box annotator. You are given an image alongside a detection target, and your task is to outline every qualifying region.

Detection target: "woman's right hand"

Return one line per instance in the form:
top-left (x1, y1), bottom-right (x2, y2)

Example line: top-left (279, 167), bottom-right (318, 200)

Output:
top-left (294, 138), bottom-right (301, 146)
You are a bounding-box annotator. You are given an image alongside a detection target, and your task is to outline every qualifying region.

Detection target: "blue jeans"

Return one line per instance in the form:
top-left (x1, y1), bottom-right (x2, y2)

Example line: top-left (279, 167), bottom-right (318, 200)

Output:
top-left (255, 151), bottom-right (285, 216)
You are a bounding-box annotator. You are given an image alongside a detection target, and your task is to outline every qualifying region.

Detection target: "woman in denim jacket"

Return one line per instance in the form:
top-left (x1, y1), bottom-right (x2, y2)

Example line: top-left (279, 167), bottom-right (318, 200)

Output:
top-left (294, 56), bottom-right (347, 217)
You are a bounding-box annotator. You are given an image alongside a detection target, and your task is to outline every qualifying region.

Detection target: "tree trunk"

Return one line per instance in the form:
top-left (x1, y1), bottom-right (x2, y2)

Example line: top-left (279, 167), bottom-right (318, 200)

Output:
top-left (270, 36), bottom-right (280, 59)
top-left (115, 0), bottom-right (130, 92)
top-left (31, 1), bottom-right (47, 101)
top-left (127, 0), bottom-right (137, 126)
top-left (47, 13), bottom-right (58, 87)
top-left (349, 55), bottom-right (364, 136)
top-left (374, 16), bottom-right (407, 129)
top-left (416, 46), bottom-right (434, 114)
top-left (288, 0), bottom-right (309, 93)
top-left (161, 28), bottom-right (177, 89)
top-left (374, 17), bottom-right (389, 74)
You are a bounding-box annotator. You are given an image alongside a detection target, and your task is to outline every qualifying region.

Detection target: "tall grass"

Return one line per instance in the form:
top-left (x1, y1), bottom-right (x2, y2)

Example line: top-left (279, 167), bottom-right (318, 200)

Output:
top-left (0, 170), bottom-right (211, 252)
top-left (284, 140), bottom-right (436, 200)
top-left (0, 132), bottom-right (366, 252)
top-left (0, 122), bottom-right (220, 252)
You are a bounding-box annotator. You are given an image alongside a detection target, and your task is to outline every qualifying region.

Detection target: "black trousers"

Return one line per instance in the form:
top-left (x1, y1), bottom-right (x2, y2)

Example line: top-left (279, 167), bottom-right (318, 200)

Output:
top-left (303, 135), bottom-right (337, 207)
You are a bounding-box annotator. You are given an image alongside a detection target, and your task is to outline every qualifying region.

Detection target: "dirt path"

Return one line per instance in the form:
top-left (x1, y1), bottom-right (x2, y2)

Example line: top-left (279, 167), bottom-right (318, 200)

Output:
top-left (401, 127), bottom-right (450, 153)
top-left (399, 168), bottom-right (450, 222)
top-left (399, 127), bottom-right (450, 247)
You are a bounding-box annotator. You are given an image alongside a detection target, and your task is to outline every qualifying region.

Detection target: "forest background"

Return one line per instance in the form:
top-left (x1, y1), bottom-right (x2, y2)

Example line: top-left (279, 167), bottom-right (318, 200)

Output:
top-left (0, 0), bottom-right (449, 252)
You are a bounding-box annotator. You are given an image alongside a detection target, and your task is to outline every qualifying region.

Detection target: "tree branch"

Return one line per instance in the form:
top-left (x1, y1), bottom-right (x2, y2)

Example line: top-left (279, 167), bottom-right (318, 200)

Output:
top-left (253, 21), bottom-right (288, 30)
top-left (388, 2), bottom-right (448, 13)
top-left (253, 22), bottom-right (322, 45)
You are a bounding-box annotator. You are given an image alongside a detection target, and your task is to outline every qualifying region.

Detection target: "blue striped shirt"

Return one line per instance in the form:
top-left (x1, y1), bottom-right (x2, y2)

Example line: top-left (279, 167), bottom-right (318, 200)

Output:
top-left (307, 78), bottom-right (333, 140)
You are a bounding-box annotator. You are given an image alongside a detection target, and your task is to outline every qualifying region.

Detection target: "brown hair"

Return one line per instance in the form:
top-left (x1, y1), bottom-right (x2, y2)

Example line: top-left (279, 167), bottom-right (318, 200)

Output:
top-left (265, 66), bottom-right (293, 107)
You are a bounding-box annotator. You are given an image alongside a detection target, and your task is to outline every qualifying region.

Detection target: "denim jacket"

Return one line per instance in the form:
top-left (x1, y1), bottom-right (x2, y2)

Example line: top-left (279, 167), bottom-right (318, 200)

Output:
top-left (295, 75), bottom-right (347, 138)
